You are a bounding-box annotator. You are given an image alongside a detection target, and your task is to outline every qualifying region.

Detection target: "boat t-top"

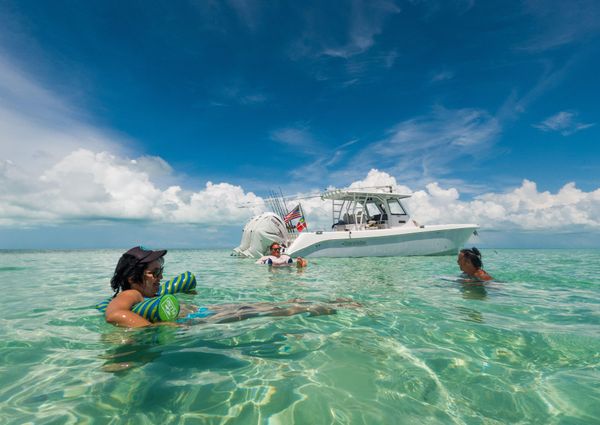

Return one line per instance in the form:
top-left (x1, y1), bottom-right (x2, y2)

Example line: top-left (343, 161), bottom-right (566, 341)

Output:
top-left (233, 188), bottom-right (478, 258)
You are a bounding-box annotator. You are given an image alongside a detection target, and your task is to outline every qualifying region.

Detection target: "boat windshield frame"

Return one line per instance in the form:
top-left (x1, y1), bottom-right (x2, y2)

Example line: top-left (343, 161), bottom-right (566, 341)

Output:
top-left (322, 190), bottom-right (411, 231)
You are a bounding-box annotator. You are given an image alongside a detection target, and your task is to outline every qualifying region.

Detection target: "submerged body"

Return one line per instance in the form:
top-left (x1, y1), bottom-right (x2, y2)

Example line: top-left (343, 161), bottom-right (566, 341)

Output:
top-left (181, 299), bottom-right (361, 324)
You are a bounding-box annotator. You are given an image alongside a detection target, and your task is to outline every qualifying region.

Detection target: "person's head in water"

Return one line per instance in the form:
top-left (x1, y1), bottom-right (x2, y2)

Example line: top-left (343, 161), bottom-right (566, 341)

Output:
top-left (457, 247), bottom-right (492, 281)
top-left (110, 246), bottom-right (166, 297)
top-left (458, 247), bottom-right (483, 270)
top-left (269, 242), bottom-right (282, 258)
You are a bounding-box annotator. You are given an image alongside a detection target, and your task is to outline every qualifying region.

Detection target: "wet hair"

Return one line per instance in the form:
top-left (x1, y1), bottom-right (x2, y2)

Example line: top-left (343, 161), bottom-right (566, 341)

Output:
top-left (270, 242), bottom-right (281, 250)
top-left (109, 254), bottom-right (148, 296)
top-left (460, 247), bottom-right (483, 269)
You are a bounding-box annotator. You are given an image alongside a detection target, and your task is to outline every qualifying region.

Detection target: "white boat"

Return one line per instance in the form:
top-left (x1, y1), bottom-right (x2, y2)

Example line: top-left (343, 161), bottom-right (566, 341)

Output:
top-left (233, 189), bottom-right (478, 258)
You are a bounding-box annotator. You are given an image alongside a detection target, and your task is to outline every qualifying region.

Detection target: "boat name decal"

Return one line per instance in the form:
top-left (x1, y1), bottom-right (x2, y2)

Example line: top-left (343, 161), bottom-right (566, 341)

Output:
top-left (341, 240), bottom-right (367, 246)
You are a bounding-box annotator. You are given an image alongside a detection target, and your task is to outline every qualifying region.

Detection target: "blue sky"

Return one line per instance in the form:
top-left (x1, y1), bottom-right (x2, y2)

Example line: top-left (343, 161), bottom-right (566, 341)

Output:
top-left (1, 0), bottom-right (599, 249)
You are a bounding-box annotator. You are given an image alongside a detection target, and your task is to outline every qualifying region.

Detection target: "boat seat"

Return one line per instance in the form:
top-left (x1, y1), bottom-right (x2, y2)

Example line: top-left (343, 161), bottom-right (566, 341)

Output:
top-left (371, 214), bottom-right (388, 223)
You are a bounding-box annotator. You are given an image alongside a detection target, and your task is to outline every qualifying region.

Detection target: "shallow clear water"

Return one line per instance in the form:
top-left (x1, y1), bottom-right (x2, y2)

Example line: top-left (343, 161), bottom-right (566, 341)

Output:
top-left (1, 249), bottom-right (599, 424)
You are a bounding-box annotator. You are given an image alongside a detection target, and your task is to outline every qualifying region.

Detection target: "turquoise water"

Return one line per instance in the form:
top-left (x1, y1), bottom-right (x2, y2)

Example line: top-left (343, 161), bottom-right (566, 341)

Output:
top-left (1, 249), bottom-right (599, 424)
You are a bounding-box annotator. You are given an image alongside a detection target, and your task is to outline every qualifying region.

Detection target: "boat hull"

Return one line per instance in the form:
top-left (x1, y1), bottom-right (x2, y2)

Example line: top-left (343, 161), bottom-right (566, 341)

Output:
top-left (285, 224), bottom-right (478, 258)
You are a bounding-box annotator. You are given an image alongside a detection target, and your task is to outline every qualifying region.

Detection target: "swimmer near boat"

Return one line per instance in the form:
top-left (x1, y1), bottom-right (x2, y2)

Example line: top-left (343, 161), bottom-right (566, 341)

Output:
top-left (439, 248), bottom-right (494, 284)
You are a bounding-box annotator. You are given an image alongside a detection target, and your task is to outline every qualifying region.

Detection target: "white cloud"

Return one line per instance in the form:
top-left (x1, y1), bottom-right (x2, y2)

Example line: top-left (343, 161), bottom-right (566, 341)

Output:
top-left (1, 49), bottom-right (597, 243)
top-left (1, 148), bottom-right (265, 226)
top-left (211, 79), bottom-right (268, 107)
top-left (286, 137), bottom-right (361, 184)
top-left (430, 70), bottom-right (454, 82)
top-left (348, 168), bottom-right (411, 194)
top-left (270, 126), bottom-right (317, 148)
top-left (519, 0), bottom-right (600, 52)
top-left (533, 111), bottom-right (595, 136)
top-left (283, 106), bottom-right (501, 190)
top-left (403, 178), bottom-right (600, 231)
top-left (2, 148), bottom-right (599, 239)
top-left (0, 54), bottom-right (265, 228)
top-left (348, 106), bottom-right (500, 183)
top-left (291, 171), bottom-right (600, 233)
top-left (0, 54), bottom-right (133, 183)
top-left (240, 94), bottom-right (267, 104)
top-left (321, 1), bottom-right (400, 58)
top-left (292, 0), bottom-right (400, 61)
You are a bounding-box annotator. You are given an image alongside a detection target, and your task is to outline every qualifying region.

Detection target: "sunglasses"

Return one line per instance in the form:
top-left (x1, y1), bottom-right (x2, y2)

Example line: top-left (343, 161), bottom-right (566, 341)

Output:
top-left (147, 266), bottom-right (164, 278)
top-left (271, 247), bottom-right (281, 252)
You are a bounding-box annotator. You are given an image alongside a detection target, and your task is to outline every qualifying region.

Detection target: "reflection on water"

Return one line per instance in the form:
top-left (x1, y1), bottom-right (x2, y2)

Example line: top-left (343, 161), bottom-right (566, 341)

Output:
top-left (456, 306), bottom-right (484, 323)
top-left (460, 282), bottom-right (488, 300)
top-left (456, 283), bottom-right (487, 323)
top-left (99, 328), bottom-right (176, 373)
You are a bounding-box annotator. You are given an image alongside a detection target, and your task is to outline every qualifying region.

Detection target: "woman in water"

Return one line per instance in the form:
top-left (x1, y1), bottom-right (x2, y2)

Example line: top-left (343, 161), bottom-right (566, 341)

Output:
top-left (105, 246), bottom-right (350, 328)
top-left (105, 246), bottom-right (168, 327)
top-left (457, 247), bottom-right (493, 282)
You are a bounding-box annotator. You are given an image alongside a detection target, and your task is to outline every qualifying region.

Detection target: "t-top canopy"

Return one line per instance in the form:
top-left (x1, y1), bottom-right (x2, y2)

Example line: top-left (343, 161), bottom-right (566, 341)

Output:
top-left (321, 189), bottom-right (412, 202)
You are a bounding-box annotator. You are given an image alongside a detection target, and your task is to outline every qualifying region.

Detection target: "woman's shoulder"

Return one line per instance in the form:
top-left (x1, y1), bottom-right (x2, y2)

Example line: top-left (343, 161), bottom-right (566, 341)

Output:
top-left (108, 290), bottom-right (144, 307)
top-left (474, 269), bottom-right (493, 281)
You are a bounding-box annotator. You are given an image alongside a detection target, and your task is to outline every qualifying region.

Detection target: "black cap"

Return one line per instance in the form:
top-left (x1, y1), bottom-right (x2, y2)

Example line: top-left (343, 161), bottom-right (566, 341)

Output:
top-left (125, 246), bottom-right (167, 264)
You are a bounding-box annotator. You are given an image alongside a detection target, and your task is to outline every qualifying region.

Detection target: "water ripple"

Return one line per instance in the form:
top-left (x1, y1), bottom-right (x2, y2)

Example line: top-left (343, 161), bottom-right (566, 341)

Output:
top-left (0, 248), bottom-right (599, 423)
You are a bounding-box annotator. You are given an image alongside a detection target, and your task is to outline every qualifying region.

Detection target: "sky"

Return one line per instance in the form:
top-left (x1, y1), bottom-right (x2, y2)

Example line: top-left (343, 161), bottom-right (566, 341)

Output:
top-left (1, 0), bottom-right (599, 250)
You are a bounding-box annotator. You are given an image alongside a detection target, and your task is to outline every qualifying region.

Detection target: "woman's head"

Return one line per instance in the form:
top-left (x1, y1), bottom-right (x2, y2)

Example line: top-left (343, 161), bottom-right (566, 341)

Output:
top-left (110, 246), bottom-right (167, 296)
top-left (458, 247), bottom-right (483, 271)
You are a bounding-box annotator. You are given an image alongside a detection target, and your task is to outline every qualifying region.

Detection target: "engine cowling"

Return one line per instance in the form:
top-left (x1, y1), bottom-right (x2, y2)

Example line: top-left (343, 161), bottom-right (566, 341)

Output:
top-left (232, 212), bottom-right (289, 258)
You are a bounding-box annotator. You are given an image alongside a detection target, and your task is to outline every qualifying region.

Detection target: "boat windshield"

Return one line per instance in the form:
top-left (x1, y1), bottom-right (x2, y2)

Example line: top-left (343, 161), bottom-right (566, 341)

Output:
top-left (326, 190), bottom-right (412, 229)
top-left (387, 199), bottom-right (407, 215)
top-left (365, 201), bottom-right (382, 217)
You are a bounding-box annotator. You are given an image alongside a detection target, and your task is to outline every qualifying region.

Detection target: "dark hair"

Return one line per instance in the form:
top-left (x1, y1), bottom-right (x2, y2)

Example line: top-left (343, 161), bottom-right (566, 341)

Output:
top-left (460, 247), bottom-right (483, 268)
top-left (110, 254), bottom-right (148, 296)
top-left (270, 242), bottom-right (281, 250)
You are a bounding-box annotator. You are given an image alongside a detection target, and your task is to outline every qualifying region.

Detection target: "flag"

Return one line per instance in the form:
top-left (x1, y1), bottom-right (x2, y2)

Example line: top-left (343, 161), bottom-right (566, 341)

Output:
top-left (284, 205), bottom-right (301, 223)
top-left (296, 217), bottom-right (307, 232)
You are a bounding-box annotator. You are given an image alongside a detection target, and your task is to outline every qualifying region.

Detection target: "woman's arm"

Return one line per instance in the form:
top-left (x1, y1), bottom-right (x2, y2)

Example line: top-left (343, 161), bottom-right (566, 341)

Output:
top-left (105, 290), bottom-right (151, 328)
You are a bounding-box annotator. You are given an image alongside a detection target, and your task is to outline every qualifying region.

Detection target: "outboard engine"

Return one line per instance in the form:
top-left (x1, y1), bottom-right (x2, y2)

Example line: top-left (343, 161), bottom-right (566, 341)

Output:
top-left (232, 212), bottom-right (289, 258)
